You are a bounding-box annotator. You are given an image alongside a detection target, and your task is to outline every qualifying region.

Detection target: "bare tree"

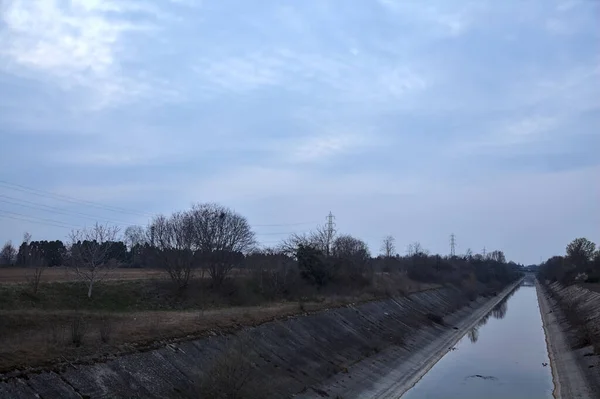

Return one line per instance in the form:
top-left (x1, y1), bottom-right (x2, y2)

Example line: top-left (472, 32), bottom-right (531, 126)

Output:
top-left (123, 225), bottom-right (147, 250)
top-left (23, 232), bottom-right (32, 246)
top-left (278, 225), bottom-right (334, 257)
top-left (278, 233), bottom-right (310, 257)
top-left (28, 248), bottom-right (47, 294)
top-left (380, 235), bottom-right (396, 258)
top-left (68, 223), bottom-right (121, 298)
top-left (20, 233), bottom-right (46, 293)
top-left (149, 212), bottom-right (195, 289)
top-left (246, 248), bottom-right (297, 298)
top-left (0, 241), bottom-right (17, 265)
top-left (489, 250), bottom-right (506, 263)
top-left (407, 241), bottom-right (427, 256)
top-left (189, 203), bottom-right (255, 286)
top-left (464, 248), bottom-right (473, 260)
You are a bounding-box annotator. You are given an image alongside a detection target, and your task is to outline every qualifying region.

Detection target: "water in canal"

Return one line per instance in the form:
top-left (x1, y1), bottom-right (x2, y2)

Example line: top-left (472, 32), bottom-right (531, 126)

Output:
top-left (400, 283), bottom-right (553, 399)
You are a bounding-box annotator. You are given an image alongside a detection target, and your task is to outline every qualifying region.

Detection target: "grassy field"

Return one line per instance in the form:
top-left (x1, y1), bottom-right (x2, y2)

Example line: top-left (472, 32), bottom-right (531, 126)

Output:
top-left (0, 267), bottom-right (165, 284)
top-left (0, 298), bottom-right (369, 373)
top-left (0, 270), bottom-right (437, 373)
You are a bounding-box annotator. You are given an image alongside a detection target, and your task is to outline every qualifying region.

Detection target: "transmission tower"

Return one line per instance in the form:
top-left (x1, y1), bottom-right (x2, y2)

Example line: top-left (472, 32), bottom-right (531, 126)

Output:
top-left (450, 233), bottom-right (456, 257)
top-left (326, 211), bottom-right (336, 255)
top-left (482, 246), bottom-right (487, 258)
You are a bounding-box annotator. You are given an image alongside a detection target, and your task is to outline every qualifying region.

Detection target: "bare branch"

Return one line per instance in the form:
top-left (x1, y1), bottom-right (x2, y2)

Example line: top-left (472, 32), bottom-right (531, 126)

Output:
top-left (189, 203), bottom-right (255, 286)
top-left (149, 212), bottom-right (195, 289)
top-left (68, 223), bottom-right (120, 298)
top-left (380, 235), bottom-right (396, 258)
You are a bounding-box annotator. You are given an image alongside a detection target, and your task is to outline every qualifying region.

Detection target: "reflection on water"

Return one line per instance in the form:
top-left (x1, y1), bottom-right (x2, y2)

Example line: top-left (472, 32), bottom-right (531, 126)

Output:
top-left (468, 289), bottom-right (513, 344)
top-left (467, 327), bottom-right (479, 344)
top-left (400, 283), bottom-right (553, 399)
top-left (491, 300), bottom-right (508, 320)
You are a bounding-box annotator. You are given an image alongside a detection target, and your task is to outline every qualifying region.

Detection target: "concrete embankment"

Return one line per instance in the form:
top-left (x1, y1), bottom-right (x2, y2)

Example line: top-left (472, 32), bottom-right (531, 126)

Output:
top-left (537, 282), bottom-right (600, 399)
top-left (298, 279), bottom-right (522, 398)
top-left (0, 281), bottom-right (521, 399)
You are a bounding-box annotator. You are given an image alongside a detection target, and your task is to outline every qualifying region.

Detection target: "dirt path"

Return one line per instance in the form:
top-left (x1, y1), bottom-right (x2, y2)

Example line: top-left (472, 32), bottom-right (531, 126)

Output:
top-left (536, 281), bottom-right (596, 399)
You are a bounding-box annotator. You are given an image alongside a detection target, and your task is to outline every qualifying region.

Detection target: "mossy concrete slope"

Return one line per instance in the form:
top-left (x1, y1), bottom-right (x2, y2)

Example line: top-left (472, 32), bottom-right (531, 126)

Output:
top-left (0, 284), bottom-right (519, 399)
top-left (539, 282), bottom-right (600, 398)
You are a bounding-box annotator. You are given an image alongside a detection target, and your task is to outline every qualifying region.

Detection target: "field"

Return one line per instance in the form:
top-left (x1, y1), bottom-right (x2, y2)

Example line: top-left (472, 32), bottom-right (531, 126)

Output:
top-left (0, 267), bottom-right (164, 284)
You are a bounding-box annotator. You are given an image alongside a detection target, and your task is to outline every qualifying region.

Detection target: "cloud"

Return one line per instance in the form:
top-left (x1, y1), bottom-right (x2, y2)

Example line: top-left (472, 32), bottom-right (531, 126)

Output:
top-left (187, 166), bottom-right (421, 204)
top-left (0, 0), bottom-right (176, 108)
top-left (377, 0), bottom-right (476, 37)
top-left (0, 0), bottom-right (598, 264)
top-left (194, 48), bottom-right (431, 112)
top-left (287, 134), bottom-right (368, 163)
top-left (467, 115), bottom-right (560, 151)
top-left (195, 53), bottom-right (284, 92)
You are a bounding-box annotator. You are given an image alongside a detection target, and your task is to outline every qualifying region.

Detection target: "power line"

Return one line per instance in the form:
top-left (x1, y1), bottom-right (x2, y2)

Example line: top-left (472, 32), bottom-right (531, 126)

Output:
top-left (253, 221), bottom-right (320, 227)
top-left (254, 231), bottom-right (310, 236)
top-left (0, 180), bottom-right (154, 218)
top-left (0, 210), bottom-right (76, 229)
top-left (0, 213), bottom-right (72, 230)
top-left (0, 180), bottom-right (330, 234)
top-left (0, 180), bottom-right (322, 228)
top-left (0, 195), bottom-right (134, 226)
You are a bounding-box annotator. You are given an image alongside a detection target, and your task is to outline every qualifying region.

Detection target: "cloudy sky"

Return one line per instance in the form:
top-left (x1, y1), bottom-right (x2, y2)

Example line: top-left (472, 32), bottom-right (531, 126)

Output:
top-left (0, 0), bottom-right (598, 264)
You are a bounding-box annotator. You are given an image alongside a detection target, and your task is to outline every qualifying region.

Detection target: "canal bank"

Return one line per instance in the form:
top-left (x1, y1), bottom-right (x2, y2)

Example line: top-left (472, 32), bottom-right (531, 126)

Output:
top-left (399, 283), bottom-right (552, 399)
top-left (537, 282), bottom-right (599, 399)
top-left (298, 278), bottom-right (524, 399)
top-left (0, 281), bottom-right (523, 398)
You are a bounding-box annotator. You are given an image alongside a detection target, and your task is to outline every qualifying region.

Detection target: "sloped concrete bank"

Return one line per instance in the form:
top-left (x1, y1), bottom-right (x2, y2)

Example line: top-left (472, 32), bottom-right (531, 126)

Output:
top-left (537, 282), bottom-right (600, 398)
top-left (0, 281), bottom-right (521, 399)
top-left (297, 279), bottom-right (522, 398)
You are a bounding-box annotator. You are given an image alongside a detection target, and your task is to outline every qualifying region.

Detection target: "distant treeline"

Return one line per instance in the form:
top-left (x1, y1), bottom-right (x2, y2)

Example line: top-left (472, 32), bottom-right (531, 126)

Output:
top-left (538, 238), bottom-right (600, 284)
top-left (0, 203), bottom-right (523, 296)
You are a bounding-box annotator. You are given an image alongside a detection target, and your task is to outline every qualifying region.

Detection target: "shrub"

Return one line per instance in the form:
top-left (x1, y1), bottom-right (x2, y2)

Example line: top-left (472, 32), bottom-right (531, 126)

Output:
top-left (195, 339), bottom-right (270, 399)
top-left (246, 252), bottom-right (299, 299)
top-left (70, 315), bottom-right (87, 347)
top-left (99, 316), bottom-right (114, 343)
top-left (297, 245), bottom-right (336, 287)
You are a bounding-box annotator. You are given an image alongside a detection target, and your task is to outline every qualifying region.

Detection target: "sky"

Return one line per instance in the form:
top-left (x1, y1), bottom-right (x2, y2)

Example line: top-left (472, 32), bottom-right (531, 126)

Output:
top-left (0, 0), bottom-right (598, 265)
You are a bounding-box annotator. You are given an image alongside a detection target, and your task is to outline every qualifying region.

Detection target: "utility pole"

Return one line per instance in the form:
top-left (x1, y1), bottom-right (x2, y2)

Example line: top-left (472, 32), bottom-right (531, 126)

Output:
top-left (326, 212), bottom-right (336, 256)
top-left (450, 233), bottom-right (456, 257)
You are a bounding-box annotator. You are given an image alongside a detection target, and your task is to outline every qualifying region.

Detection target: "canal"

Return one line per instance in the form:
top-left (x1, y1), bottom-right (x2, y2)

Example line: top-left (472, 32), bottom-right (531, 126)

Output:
top-left (400, 283), bottom-right (554, 399)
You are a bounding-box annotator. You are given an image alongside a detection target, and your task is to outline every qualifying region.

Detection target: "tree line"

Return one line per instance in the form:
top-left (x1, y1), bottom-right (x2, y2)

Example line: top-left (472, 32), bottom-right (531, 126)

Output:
top-left (538, 237), bottom-right (600, 284)
top-left (0, 202), bottom-right (524, 297)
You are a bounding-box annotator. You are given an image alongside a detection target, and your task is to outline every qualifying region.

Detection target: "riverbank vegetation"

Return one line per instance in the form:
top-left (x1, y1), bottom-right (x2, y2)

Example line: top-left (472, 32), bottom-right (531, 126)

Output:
top-left (538, 237), bottom-right (600, 355)
top-left (538, 237), bottom-right (600, 285)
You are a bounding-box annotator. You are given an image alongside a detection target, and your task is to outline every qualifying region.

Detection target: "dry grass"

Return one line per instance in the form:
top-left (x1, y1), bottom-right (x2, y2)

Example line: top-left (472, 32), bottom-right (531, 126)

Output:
top-left (0, 270), bottom-right (440, 373)
top-left (0, 267), bottom-right (166, 284)
top-left (195, 337), bottom-right (271, 399)
top-left (0, 294), bottom-right (389, 373)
